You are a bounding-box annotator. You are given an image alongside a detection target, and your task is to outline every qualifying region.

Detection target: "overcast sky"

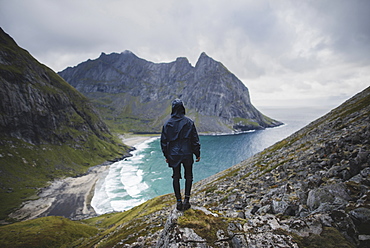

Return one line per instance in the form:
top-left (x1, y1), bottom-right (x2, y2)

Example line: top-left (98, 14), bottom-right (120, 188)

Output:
top-left (1, 0), bottom-right (369, 108)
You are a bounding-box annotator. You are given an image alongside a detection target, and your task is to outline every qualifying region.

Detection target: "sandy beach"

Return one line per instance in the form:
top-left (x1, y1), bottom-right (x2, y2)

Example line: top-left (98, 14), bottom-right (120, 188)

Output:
top-left (9, 165), bottom-right (109, 221)
top-left (9, 135), bottom-right (156, 221)
top-left (121, 135), bottom-right (157, 147)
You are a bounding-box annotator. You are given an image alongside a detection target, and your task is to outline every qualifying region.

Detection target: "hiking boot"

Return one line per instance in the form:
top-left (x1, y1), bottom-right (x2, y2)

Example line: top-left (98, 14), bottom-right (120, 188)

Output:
top-left (183, 198), bottom-right (191, 211)
top-left (176, 200), bottom-right (183, 211)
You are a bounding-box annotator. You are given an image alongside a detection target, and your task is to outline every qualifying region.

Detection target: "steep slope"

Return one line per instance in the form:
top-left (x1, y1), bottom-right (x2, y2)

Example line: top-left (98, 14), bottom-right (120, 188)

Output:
top-left (167, 86), bottom-right (370, 247)
top-left (0, 28), bottom-right (128, 220)
top-left (58, 51), bottom-right (282, 133)
top-left (1, 86), bottom-right (368, 247)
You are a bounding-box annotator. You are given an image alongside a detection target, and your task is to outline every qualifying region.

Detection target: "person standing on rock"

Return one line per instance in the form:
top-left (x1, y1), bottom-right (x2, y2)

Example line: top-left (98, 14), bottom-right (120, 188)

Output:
top-left (161, 99), bottom-right (201, 211)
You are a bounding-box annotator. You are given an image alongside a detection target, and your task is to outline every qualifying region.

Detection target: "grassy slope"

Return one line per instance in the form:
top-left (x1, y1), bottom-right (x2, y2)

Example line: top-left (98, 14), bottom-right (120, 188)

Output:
top-left (86, 92), bottom-right (172, 133)
top-left (0, 135), bottom-right (126, 221)
top-left (0, 29), bottom-right (129, 220)
top-left (0, 194), bottom-right (174, 248)
top-left (0, 216), bottom-right (99, 248)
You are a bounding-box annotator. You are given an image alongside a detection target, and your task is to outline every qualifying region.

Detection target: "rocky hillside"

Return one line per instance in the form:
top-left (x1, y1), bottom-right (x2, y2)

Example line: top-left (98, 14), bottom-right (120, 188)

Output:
top-left (1, 84), bottom-right (368, 247)
top-left (155, 86), bottom-right (370, 247)
top-left (58, 51), bottom-right (282, 133)
top-left (0, 28), bottom-right (128, 220)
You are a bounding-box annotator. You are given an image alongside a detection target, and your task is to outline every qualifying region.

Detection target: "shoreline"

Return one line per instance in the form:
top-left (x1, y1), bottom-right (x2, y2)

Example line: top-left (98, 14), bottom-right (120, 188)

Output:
top-left (121, 134), bottom-right (158, 147)
top-left (9, 135), bottom-right (156, 222)
top-left (9, 130), bottom-right (283, 221)
top-left (9, 164), bottom-right (110, 221)
top-left (9, 129), bottom-right (285, 221)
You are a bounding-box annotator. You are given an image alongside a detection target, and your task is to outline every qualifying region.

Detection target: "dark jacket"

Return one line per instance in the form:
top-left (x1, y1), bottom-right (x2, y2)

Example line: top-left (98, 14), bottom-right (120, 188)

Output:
top-left (161, 100), bottom-right (200, 167)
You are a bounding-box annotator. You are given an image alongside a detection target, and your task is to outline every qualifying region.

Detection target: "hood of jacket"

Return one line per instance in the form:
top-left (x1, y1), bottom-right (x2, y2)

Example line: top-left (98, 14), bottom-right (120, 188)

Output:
top-left (171, 99), bottom-right (186, 118)
top-left (166, 99), bottom-right (188, 142)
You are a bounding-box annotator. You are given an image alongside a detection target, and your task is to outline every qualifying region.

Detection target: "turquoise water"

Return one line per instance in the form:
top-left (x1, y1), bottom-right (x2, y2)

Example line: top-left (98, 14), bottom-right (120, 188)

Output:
top-left (91, 106), bottom-right (331, 214)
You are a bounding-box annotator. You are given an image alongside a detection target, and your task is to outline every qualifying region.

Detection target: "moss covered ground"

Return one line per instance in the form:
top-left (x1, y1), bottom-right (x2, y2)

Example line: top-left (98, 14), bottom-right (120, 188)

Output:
top-left (0, 216), bottom-right (99, 248)
top-left (0, 194), bottom-right (174, 247)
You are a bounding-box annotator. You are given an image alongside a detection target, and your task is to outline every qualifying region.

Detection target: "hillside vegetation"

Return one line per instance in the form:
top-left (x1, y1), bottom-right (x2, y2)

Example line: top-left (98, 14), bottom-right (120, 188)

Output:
top-left (0, 28), bottom-right (129, 221)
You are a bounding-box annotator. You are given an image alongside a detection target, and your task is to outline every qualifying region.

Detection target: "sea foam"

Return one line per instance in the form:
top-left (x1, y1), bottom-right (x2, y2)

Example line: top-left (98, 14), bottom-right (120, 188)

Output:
top-left (91, 137), bottom-right (159, 213)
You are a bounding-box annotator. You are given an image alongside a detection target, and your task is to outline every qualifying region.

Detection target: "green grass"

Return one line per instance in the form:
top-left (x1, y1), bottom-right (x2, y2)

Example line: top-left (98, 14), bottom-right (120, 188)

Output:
top-left (76, 194), bottom-right (174, 247)
top-left (0, 194), bottom-right (174, 247)
top-left (233, 117), bottom-right (260, 127)
top-left (85, 93), bottom-right (170, 133)
top-left (178, 209), bottom-right (229, 245)
top-left (178, 208), bottom-right (246, 246)
top-left (0, 216), bottom-right (99, 248)
top-left (0, 135), bottom-right (126, 221)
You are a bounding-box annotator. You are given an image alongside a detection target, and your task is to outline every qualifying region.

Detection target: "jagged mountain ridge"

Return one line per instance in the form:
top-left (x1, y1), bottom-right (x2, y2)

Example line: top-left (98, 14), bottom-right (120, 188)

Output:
top-left (58, 51), bottom-right (282, 133)
top-left (0, 28), bottom-right (127, 219)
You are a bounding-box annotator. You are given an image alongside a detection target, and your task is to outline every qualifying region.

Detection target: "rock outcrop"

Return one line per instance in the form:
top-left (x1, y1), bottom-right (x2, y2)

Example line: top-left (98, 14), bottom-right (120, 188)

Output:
top-left (58, 51), bottom-right (282, 133)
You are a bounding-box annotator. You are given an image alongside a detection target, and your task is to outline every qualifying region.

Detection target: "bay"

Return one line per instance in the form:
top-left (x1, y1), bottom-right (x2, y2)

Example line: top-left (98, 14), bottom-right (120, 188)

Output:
top-left (91, 106), bottom-right (331, 214)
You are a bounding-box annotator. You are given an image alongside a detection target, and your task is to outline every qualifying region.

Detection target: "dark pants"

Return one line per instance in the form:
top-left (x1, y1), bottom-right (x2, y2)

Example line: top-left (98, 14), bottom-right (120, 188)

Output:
top-left (171, 156), bottom-right (193, 200)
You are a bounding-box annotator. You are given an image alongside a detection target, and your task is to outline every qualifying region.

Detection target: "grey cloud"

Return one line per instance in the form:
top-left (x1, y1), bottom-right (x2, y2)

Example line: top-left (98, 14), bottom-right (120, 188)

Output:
top-left (286, 0), bottom-right (370, 65)
top-left (0, 0), bottom-right (369, 107)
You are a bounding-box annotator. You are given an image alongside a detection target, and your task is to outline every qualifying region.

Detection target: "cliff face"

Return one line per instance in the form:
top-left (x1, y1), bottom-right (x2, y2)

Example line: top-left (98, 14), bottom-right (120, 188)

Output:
top-left (0, 28), bottom-right (126, 219)
top-left (58, 51), bottom-right (282, 133)
top-left (0, 28), bottom-right (113, 145)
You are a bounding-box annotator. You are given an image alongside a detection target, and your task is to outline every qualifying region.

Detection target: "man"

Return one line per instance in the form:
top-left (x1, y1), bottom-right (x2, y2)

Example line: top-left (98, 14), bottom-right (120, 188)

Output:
top-left (161, 99), bottom-right (201, 211)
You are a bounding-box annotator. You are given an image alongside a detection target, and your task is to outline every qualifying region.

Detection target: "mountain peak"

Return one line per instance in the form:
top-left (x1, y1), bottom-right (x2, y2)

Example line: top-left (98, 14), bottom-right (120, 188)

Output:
top-left (59, 52), bottom-right (282, 133)
top-left (174, 57), bottom-right (191, 68)
top-left (200, 51), bottom-right (208, 57)
top-left (121, 50), bottom-right (133, 55)
top-left (175, 56), bottom-right (189, 62)
top-left (195, 52), bottom-right (219, 68)
top-left (198, 51), bottom-right (212, 61)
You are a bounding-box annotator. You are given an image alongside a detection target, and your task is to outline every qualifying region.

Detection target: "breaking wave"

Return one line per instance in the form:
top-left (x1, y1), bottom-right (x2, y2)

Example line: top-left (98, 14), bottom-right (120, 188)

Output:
top-left (91, 137), bottom-right (159, 214)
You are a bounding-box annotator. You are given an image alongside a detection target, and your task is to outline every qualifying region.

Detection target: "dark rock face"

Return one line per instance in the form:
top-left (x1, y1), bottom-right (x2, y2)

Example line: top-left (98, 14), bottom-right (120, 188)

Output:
top-left (58, 51), bottom-right (282, 133)
top-left (0, 28), bottom-right (111, 145)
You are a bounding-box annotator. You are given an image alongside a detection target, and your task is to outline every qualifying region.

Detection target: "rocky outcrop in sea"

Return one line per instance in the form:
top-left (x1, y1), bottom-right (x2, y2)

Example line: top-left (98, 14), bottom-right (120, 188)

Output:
top-left (58, 51), bottom-right (282, 133)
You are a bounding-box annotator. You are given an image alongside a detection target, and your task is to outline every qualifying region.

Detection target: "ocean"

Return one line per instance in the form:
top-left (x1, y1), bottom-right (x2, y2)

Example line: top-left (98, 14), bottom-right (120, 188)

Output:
top-left (91, 106), bottom-right (332, 214)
